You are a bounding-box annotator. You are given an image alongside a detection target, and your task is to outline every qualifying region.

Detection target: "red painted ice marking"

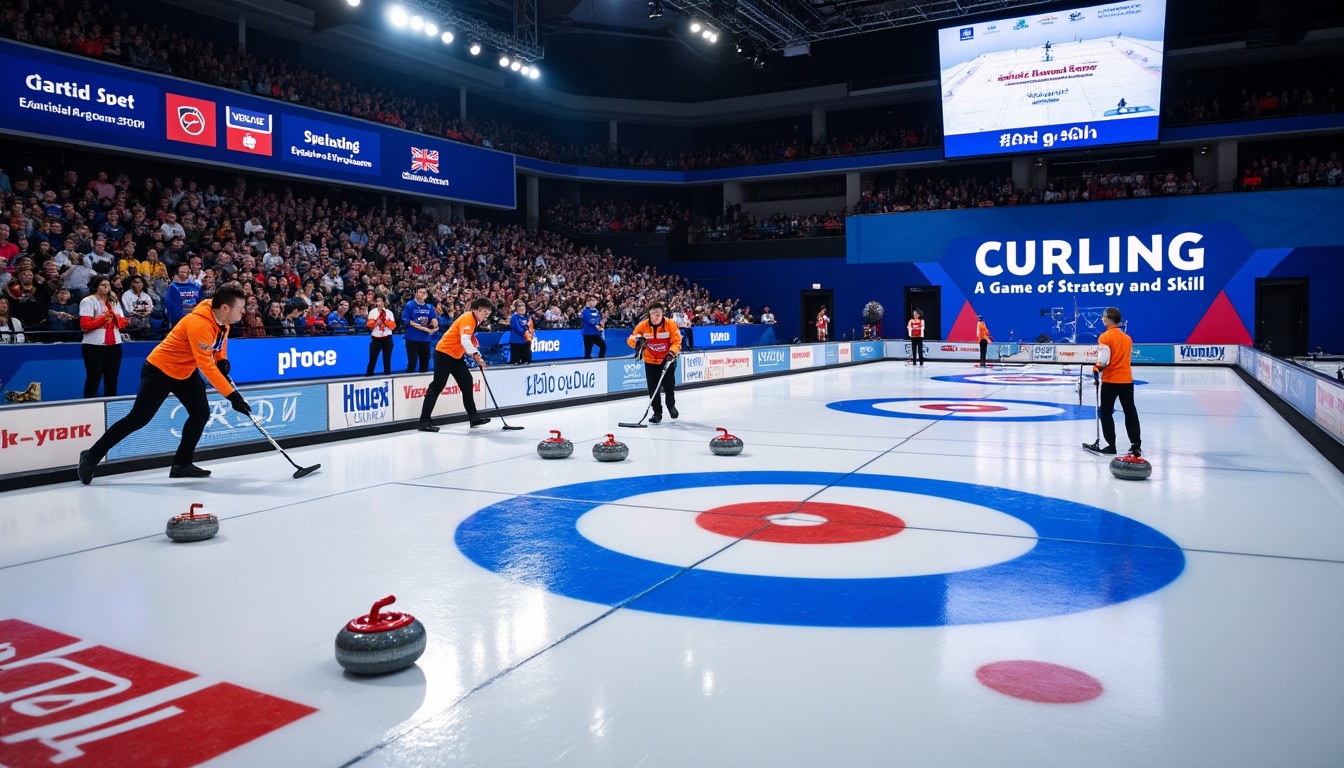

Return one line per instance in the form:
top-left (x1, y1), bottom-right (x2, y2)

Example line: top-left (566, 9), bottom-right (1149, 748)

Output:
top-left (918, 404), bottom-right (1009, 413)
top-left (0, 619), bottom-right (316, 768)
top-left (975, 660), bottom-right (1104, 703)
top-left (999, 375), bottom-right (1059, 382)
top-left (696, 501), bottom-right (904, 544)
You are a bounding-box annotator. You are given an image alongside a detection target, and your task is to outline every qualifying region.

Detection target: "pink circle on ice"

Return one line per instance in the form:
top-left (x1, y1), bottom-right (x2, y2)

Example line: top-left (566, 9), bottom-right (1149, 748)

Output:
top-left (918, 403), bottom-right (1009, 413)
top-left (975, 660), bottom-right (1103, 703)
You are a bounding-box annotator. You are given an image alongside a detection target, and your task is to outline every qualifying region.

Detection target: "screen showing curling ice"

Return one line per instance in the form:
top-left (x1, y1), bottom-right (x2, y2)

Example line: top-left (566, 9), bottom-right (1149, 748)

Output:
top-left (938, 0), bottom-right (1166, 159)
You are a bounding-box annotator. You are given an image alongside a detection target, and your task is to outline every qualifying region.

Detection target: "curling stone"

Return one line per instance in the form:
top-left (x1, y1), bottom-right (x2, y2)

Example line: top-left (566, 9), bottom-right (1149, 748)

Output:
top-left (709, 427), bottom-right (744, 456)
top-left (592, 434), bottom-right (629, 463)
top-left (334, 595), bottom-right (427, 675)
top-left (166, 502), bottom-right (219, 542)
top-left (537, 430), bottom-right (574, 459)
top-left (1110, 455), bottom-right (1153, 481)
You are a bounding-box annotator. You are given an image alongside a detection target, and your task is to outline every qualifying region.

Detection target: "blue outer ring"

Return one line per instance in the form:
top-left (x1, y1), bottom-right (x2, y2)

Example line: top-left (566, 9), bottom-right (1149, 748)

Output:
top-left (455, 471), bottom-right (1185, 627)
top-left (826, 397), bottom-right (1095, 422)
top-left (932, 373), bottom-right (1148, 387)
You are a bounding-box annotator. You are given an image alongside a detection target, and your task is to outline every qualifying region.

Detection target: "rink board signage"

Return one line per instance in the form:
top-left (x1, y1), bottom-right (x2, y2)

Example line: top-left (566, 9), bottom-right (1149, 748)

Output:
top-left (391, 373), bottom-right (479, 422)
top-left (754, 347), bottom-right (790, 374)
top-left (103, 383), bottom-right (328, 460)
top-left (607, 358), bottom-right (649, 393)
top-left (0, 39), bottom-right (515, 207)
top-left (485, 363), bottom-right (608, 406)
top-left (0, 401), bottom-right (104, 474)
top-left (327, 378), bottom-right (394, 431)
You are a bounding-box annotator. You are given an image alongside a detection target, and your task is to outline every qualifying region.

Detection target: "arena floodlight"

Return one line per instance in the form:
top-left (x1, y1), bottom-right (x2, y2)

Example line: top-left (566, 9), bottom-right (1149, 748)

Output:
top-left (528, 67), bottom-right (540, 79)
top-left (519, 65), bottom-right (530, 76)
top-left (690, 21), bottom-right (702, 33)
top-left (441, 31), bottom-right (454, 44)
top-left (346, 0), bottom-right (361, 7)
top-left (424, 21), bottom-right (438, 36)
top-left (510, 59), bottom-right (522, 71)
top-left (701, 29), bottom-right (712, 39)
top-left (410, 15), bottom-right (424, 31)
top-left (499, 55), bottom-right (510, 67)
top-left (709, 33), bottom-right (718, 43)
top-left (388, 5), bottom-right (409, 28)
top-left (469, 42), bottom-right (482, 55)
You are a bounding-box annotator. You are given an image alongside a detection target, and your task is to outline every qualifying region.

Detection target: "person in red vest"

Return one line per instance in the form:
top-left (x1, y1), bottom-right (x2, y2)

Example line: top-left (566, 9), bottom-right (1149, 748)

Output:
top-left (976, 315), bottom-right (992, 368)
top-left (907, 309), bottom-right (925, 366)
top-left (815, 306), bottom-right (831, 342)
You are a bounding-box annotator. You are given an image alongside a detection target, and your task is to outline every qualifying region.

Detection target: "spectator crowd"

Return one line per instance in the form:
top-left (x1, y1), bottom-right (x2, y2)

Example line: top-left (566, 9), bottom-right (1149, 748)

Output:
top-left (0, 158), bottom-right (750, 346)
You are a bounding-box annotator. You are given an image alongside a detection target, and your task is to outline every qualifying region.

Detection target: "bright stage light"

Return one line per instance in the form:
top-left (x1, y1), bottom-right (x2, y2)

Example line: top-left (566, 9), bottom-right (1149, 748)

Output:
top-left (470, 42), bottom-right (482, 55)
top-left (388, 5), bottom-right (408, 28)
top-left (441, 31), bottom-right (454, 44)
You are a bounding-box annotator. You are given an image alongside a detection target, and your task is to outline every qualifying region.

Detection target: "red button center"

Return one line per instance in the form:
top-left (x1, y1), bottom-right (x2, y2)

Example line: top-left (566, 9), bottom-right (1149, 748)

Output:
top-left (696, 501), bottom-right (904, 544)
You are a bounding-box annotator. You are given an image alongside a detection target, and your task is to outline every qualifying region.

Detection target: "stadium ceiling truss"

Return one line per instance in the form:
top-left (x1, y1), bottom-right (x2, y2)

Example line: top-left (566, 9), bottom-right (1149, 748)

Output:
top-left (660, 0), bottom-right (1064, 54)
top-left (409, 0), bottom-right (544, 62)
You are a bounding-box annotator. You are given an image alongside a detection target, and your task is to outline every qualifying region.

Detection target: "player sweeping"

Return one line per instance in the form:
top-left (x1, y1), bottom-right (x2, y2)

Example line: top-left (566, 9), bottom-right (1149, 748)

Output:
top-left (1083, 307), bottom-right (1142, 457)
top-left (78, 283), bottom-right (249, 484)
top-left (627, 301), bottom-right (682, 424)
top-left (418, 298), bottom-right (494, 432)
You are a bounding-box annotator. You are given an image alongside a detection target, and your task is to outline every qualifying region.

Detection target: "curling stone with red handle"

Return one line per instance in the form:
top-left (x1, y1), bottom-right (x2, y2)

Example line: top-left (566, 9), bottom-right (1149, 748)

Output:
top-left (592, 434), bottom-right (629, 462)
top-left (709, 427), bottom-right (744, 456)
top-left (335, 595), bottom-right (427, 675)
top-left (537, 430), bottom-right (574, 459)
top-left (166, 503), bottom-right (219, 542)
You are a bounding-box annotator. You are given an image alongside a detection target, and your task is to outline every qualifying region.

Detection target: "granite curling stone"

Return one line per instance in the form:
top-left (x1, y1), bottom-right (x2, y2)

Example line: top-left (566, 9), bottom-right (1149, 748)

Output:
top-left (592, 434), bottom-right (629, 462)
top-left (537, 430), bottom-right (574, 459)
top-left (335, 595), bottom-right (427, 675)
top-left (1109, 455), bottom-right (1153, 481)
top-left (709, 427), bottom-right (744, 456)
top-left (166, 502), bottom-right (219, 542)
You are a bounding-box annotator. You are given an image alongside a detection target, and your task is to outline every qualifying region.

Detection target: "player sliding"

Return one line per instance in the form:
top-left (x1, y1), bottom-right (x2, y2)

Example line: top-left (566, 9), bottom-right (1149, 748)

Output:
top-left (78, 283), bottom-right (250, 484)
top-left (627, 301), bottom-right (682, 424)
top-left (1083, 307), bottom-right (1142, 457)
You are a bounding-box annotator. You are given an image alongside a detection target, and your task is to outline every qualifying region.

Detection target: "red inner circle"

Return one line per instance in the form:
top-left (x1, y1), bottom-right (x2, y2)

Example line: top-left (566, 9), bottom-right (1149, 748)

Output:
top-left (975, 660), bottom-right (1104, 703)
top-left (1000, 375), bottom-right (1057, 382)
top-left (919, 403), bottom-right (1009, 413)
top-left (695, 501), bottom-right (904, 544)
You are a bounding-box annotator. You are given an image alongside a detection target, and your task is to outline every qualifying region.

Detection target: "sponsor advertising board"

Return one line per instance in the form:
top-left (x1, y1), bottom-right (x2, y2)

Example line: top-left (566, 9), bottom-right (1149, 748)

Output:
top-left (104, 384), bottom-right (327, 460)
top-left (754, 347), bottom-right (790, 373)
top-left (1316, 381), bottom-right (1344, 444)
top-left (790, 347), bottom-right (816, 369)
top-left (607, 358), bottom-right (648, 392)
top-left (699, 325), bottom-right (738, 349)
top-left (838, 343), bottom-right (852, 364)
top-left (0, 401), bottom-right (104, 474)
top-left (327, 378), bottom-right (394, 430)
top-left (391, 373), bottom-right (479, 422)
top-left (853, 341), bottom-right (883, 361)
top-left (0, 39), bottom-right (514, 207)
top-left (1174, 344), bottom-right (1232, 364)
top-left (678, 353), bottom-right (706, 385)
top-left (485, 363), bottom-right (607, 406)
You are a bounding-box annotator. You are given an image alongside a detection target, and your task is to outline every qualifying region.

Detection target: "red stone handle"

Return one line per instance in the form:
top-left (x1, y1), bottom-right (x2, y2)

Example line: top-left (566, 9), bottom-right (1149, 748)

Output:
top-left (367, 595), bottom-right (396, 624)
top-left (189, 503), bottom-right (204, 519)
top-left (549, 430), bottom-right (563, 441)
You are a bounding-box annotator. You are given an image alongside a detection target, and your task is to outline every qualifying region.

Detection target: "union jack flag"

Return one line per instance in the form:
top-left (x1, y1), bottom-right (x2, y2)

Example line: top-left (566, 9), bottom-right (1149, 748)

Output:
top-left (410, 147), bottom-right (439, 173)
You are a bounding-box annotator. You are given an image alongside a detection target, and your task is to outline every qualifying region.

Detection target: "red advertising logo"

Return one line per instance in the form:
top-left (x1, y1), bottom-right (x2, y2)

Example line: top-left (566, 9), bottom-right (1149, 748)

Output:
top-left (225, 106), bottom-right (273, 156)
top-left (0, 619), bottom-right (315, 767)
top-left (165, 94), bottom-right (216, 147)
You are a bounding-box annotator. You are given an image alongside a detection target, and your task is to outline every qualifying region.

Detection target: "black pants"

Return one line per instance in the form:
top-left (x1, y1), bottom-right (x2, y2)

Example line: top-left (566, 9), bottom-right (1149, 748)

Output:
top-left (406, 339), bottom-right (431, 372)
top-left (367, 336), bottom-right (393, 375)
top-left (644, 358), bottom-right (676, 414)
top-left (88, 362), bottom-right (208, 466)
top-left (910, 338), bottom-right (925, 364)
top-left (420, 351), bottom-right (478, 423)
top-left (82, 344), bottom-right (123, 397)
top-left (979, 339), bottom-right (988, 367)
top-left (510, 341), bottom-right (532, 365)
top-left (1099, 381), bottom-right (1141, 451)
top-left (682, 326), bottom-right (694, 350)
top-left (583, 334), bottom-right (607, 359)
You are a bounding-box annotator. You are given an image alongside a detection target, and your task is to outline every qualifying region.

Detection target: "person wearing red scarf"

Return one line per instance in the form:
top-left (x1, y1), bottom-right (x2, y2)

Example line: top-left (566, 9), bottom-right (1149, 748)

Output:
top-left (79, 276), bottom-right (129, 397)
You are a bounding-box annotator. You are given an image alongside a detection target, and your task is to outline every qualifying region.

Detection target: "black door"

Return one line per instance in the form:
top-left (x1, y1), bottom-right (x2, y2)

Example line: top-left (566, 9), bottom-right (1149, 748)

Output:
top-left (800, 289), bottom-right (834, 342)
top-left (1256, 278), bottom-right (1308, 357)
top-left (904, 286), bottom-right (942, 340)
